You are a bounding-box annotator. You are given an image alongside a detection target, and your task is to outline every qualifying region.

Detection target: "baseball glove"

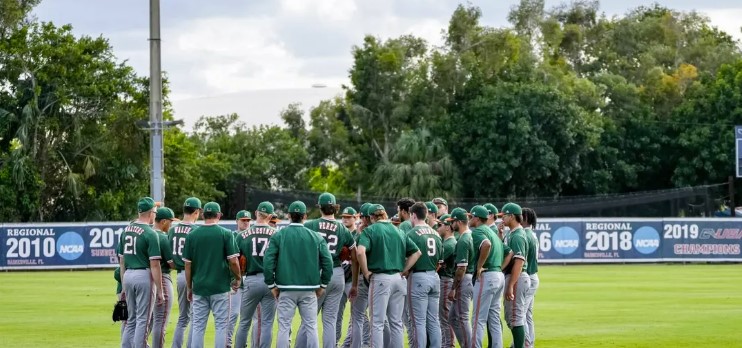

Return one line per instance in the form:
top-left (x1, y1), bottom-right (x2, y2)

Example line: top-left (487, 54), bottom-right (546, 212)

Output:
top-left (112, 300), bottom-right (128, 322)
top-left (339, 246), bottom-right (352, 262)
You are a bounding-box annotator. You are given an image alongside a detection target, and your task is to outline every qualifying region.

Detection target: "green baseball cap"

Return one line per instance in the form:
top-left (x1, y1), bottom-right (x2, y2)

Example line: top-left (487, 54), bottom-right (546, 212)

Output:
top-left (341, 207), bottom-right (357, 216)
top-left (203, 202), bottom-right (221, 213)
top-left (155, 207), bottom-right (175, 220)
top-left (184, 197), bottom-right (202, 209)
top-left (425, 201), bottom-right (439, 214)
top-left (318, 192), bottom-right (336, 206)
top-left (137, 197), bottom-right (156, 213)
top-left (288, 201), bottom-right (307, 214)
top-left (360, 203), bottom-right (372, 217)
top-left (484, 203), bottom-right (498, 216)
top-left (447, 207), bottom-right (468, 222)
top-left (257, 201), bottom-right (274, 214)
top-left (371, 204), bottom-right (385, 214)
top-left (500, 202), bottom-right (522, 216)
top-left (437, 214), bottom-right (452, 226)
top-left (236, 210), bottom-right (252, 220)
top-left (470, 205), bottom-right (489, 219)
top-left (432, 197), bottom-right (448, 207)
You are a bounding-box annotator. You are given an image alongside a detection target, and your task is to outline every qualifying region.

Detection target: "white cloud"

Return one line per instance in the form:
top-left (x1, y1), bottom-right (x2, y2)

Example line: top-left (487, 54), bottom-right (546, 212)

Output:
top-left (280, 0), bottom-right (357, 22)
top-left (702, 8), bottom-right (742, 43)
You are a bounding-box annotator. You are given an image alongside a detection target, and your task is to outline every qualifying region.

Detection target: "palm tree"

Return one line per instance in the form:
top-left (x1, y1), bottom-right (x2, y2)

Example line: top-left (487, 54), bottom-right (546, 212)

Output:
top-left (372, 128), bottom-right (461, 199)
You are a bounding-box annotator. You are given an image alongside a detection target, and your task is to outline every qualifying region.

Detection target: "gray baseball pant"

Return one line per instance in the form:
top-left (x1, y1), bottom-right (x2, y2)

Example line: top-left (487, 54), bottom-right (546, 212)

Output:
top-left (152, 273), bottom-right (174, 348)
top-left (450, 273), bottom-right (473, 348)
top-left (276, 290), bottom-right (319, 348)
top-left (408, 271), bottom-right (441, 348)
top-left (234, 274), bottom-right (276, 348)
top-left (295, 267), bottom-right (344, 348)
top-left (190, 292), bottom-right (231, 348)
top-left (340, 281), bottom-right (371, 348)
top-left (471, 271), bottom-right (505, 348)
top-left (171, 271), bottom-right (191, 348)
top-left (226, 287), bottom-right (241, 348)
top-left (439, 276), bottom-right (454, 348)
top-left (122, 269), bottom-right (154, 348)
top-left (368, 273), bottom-right (406, 348)
top-left (504, 273), bottom-right (531, 329)
top-left (337, 282), bottom-right (350, 345)
top-left (525, 273), bottom-right (539, 348)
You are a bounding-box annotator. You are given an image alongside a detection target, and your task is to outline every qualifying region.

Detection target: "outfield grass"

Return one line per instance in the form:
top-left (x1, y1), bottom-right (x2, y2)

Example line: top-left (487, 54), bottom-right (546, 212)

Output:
top-left (1, 264), bottom-right (740, 347)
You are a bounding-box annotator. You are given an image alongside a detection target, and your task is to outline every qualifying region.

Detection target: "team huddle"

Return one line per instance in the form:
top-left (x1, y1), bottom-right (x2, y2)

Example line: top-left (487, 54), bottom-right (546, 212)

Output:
top-left (114, 194), bottom-right (540, 348)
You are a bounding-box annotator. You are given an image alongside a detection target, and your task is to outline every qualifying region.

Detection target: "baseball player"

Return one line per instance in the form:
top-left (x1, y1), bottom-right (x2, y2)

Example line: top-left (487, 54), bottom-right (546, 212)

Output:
top-left (226, 210), bottom-right (249, 348)
top-left (469, 205), bottom-right (510, 348)
top-left (405, 202), bottom-right (443, 348)
top-left (182, 202), bottom-right (242, 348)
top-left (435, 214), bottom-right (456, 348)
top-left (357, 204), bottom-right (421, 348)
top-left (445, 207), bottom-right (474, 348)
top-left (152, 207), bottom-right (176, 348)
top-left (432, 198), bottom-right (448, 218)
top-left (483, 203), bottom-right (500, 348)
top-left (397, 197), bottom-right (416, 232)
top-left (168, 197), bottom-right (202, 348)
top-left (338, 207), bottom-right (371, 348)
top-left (499, 203), bottom-right (531, 348)
top-left (346, 203), bottom-right (376, 348)
top-left (296, 193), bottom-right (358, 348)
top-left (234, 202), bottom-right (278, 348)
top-left (522, 208), bottom-right (539, 348)
top-left (118, 197), bottom-right (164, 348)
top-left (263, 200), bottom-right (334, 348)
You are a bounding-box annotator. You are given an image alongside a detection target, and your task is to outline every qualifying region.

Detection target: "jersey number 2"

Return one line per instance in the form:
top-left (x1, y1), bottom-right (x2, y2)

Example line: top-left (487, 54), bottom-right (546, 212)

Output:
top-left (252, 238), bottom-right (269, 257)
top-left (426, 238), bottom-right (436, 257)
top-left (123, 236), bottom-right (137, 255)
top-left (318, 233), bottom-right (339, 254)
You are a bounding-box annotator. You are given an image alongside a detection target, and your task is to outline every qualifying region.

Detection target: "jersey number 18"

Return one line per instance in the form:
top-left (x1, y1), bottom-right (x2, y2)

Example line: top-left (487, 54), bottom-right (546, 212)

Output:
top-left (172, 237), bottom-right (185, 256)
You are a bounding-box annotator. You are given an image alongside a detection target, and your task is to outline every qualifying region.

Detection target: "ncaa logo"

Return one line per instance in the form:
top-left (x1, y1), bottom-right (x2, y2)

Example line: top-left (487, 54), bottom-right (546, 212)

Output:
top-left (633, 226), bottom-right (660, 254)
top-left (552, 226), bottom-right (579, 255)
top-left (57, 232), bottom-right (85, 261)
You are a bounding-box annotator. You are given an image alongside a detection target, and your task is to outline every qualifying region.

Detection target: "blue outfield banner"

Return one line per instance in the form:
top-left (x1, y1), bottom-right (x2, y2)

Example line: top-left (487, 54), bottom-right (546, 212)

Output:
top-left (0, 218), bottom-right (739, 269)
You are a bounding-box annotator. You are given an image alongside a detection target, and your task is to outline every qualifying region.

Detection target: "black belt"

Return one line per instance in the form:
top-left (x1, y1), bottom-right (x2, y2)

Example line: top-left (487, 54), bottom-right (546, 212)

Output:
top-left (176, 269), bottom-right (184, 273)
top-left (371, 270), bottom-right (401, 275)
top-left (128, 268), bottom-right (148, 270)
top-left (412, 269), bottom-right (434, 273)
top-left (245, 271), bottom-right (263, 276)
top-left (465, 272), bottom-right (473, 275)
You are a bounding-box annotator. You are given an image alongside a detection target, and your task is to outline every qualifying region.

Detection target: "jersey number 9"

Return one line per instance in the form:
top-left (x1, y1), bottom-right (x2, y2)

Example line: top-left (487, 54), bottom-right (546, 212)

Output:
top-left (426, 238), bottom-right (436, 257)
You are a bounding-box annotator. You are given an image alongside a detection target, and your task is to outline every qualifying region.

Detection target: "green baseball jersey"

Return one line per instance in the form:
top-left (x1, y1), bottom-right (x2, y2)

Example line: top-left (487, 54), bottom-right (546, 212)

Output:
top-left (398, 220), bottom-right (412, 233)
top-left (454, 230), bottom-right (475, 273)
top-left (504, 227), bottom-right (529, 274)
top-left (263, 223), bottom-right (333, 291)
top-left (304, 218), bottom-right (356, 268)
top-left (472, 225), bottom-right (504, 271)
top-left (156, 230), bottom-right (174, 273)
top-left (525, 227), bottom-right (539, 274)
top-left (117, 222), bottom-right (161, 269)
top-left (407, 226), bottom-right (443, 272)
top-left (358, 221), bottom-right (419, 274)
top-left (114, 267), bottom-right (122, 294)
top-left (236, 223), bottom-right (277, 275)
top-left (167, 222), bottom-right (198, 271)
top-left (182, 224), bottom-right (240, 296)
top-left (438, 236), bottom-right (457, 278)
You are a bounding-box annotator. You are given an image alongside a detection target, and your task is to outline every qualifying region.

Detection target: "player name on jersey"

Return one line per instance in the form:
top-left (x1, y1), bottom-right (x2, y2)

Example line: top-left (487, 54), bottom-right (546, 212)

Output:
top-left (318, 221), bottom-right (338, 232)
top-left (124, 225), bottom-right (146, 235)
top-left (240, 226), bottom-right (276, 237)
top-left (172, 225), bottom-right (193, 234)
top-left (412, 227), bottom-right (438, 236)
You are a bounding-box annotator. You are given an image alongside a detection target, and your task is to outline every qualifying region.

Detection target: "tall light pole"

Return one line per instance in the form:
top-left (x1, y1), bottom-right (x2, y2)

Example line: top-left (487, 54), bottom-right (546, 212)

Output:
top-left (149, 0), bottom-right (164, 203)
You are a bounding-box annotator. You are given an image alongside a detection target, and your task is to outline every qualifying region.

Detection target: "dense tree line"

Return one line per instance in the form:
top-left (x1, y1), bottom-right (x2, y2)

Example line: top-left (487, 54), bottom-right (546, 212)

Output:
top-left (1, 1), bottom-right (742, 221)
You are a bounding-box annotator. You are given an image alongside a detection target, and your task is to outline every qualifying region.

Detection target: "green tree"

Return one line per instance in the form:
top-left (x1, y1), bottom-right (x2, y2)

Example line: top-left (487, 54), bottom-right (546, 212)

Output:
top-left (372, 129), bottom-right (460, 199)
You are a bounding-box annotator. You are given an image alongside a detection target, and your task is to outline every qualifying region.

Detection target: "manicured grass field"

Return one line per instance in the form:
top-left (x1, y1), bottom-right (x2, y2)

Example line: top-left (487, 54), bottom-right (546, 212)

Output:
top-left (1, 264), bottom-right (740, 347)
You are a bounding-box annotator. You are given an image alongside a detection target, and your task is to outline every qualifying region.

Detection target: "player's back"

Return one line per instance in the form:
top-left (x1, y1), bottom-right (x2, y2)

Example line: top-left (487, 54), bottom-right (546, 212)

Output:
top-left (525, 227), bottom-right (538, 275)
top-left (183, 224), bottom-right (237, 295)
top-left (438, 236), bottom-right (457, 278)
top-left (407, 225), bottom-right (442, 272)
top-left (237, 223), bottom-right (277, 274)
top-left (118, 222), bottom-right (160, 269)
top-left (267, 224), bottom-right (325, 289)
top-left (168, 222), bottom-right (198, 271)
top-left (305, 217), bottom-right (352, 267)
top-left (473, 225), bottom-right (505, 271)
top-left (362, 221), bottom-right (407, 273)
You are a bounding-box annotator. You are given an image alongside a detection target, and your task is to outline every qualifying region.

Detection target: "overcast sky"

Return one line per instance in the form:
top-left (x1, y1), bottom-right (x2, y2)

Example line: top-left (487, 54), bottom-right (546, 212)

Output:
top-left (33, 0), bottom-right (742, 128)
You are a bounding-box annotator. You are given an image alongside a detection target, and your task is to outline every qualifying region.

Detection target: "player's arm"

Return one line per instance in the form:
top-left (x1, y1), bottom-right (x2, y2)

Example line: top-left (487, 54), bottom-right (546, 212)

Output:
top-left (476, 238), bottom-right (492, 274)
top-left (263, 232), bottom-right (280, 288)
top-left (147, 231), bottom-right (164, 302)
top-left (505, 235), bottom-right (527, 300)
top-left (402, 235), bottom-right (421, 274)
top-left (356, 230), bottom-right (371, 279)
top-left (450, 237), bottom-right (469, 299)
top-left (182, 234), bottom-right (193, 300)
top-left (343, 228), bottom-right (359, 289)
top-left (318, 237), bottom-right (333, 288)
top-left (225, 231), bottom-right (241, 290)
top-left (161, 235), bottom-right (175, 269)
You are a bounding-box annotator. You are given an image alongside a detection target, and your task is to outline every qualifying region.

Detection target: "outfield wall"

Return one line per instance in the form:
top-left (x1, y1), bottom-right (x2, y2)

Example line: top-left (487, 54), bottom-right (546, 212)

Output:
top-left (1, 218), bottom-right (740, 270)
